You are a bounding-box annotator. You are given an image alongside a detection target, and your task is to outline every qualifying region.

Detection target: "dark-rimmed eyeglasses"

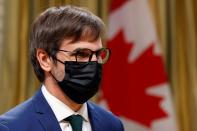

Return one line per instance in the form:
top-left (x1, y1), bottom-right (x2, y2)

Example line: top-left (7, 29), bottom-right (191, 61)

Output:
top-left (54, 47), bottom-right (111, 64)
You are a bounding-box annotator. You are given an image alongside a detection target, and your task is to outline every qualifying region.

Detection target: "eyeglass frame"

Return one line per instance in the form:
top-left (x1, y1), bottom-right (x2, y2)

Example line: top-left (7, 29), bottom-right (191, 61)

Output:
top-left (53, 47), bottom-right (111, 64)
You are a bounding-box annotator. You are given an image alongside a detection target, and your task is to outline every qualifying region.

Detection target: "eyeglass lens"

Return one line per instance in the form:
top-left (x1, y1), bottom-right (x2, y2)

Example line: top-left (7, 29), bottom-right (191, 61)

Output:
top-left (76, 48), bottom-right (110, 64)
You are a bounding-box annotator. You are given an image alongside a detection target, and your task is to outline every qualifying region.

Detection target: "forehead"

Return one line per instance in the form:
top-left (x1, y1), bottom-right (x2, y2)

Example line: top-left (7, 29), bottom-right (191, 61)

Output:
top-left (59, 38), bottom-right (103, 51)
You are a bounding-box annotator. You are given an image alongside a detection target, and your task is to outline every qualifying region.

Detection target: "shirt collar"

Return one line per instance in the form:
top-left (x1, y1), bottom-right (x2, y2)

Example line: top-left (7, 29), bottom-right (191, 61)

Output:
top-left (41, 84), bottom-right (89, 122)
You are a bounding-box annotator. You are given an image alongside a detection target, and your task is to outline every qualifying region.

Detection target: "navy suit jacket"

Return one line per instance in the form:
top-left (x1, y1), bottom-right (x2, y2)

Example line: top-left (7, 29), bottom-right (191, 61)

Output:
top-left (0, 89), bottom-right (124, 131)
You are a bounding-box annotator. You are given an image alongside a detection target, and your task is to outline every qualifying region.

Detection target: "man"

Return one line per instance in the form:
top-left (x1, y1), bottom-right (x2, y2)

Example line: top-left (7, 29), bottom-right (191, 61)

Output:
top-left (0, 5), bottom-right (124, 131)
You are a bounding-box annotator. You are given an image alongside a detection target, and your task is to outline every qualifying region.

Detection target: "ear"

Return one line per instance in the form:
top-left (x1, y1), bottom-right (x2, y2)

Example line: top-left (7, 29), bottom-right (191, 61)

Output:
top-left (36, 48), bottom-right (53, 72)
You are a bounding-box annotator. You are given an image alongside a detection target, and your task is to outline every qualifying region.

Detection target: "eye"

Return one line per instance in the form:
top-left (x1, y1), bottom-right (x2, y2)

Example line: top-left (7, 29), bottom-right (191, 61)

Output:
top-left (77, 49), bottom-right (91, 58)
top-left (75, 49), bottom-right (93, 62)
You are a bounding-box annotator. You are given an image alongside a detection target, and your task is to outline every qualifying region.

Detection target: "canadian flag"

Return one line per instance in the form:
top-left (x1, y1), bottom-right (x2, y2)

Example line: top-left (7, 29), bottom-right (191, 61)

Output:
top-left (100, 0), bottom-right (179, 131)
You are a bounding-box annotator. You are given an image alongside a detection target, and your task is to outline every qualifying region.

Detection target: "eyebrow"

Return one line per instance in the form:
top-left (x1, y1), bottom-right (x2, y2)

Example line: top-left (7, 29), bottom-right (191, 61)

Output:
top-left (72, 48), bottom-right (86, 52)
top-left (73, 47), bottom-right (103, 52)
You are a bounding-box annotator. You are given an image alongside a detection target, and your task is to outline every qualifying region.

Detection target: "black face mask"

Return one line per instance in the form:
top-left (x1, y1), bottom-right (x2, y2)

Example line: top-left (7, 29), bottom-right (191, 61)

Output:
top-left (53, 61), bottom-right (102, 104)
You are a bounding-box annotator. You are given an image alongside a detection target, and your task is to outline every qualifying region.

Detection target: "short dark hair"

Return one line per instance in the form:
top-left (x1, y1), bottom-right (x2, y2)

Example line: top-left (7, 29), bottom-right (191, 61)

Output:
top-left (30, 5), bottom-right (105, 82)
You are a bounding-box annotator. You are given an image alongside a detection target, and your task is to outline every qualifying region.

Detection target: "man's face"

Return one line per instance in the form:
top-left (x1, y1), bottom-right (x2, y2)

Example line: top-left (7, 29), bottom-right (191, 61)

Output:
top-left (51, 38), bottom-right (103, 81)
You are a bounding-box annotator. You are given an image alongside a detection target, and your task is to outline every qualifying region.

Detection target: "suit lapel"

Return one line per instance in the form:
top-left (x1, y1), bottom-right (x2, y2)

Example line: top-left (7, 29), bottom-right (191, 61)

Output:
top-left (32, 88), bottom-right (62, 131)
top-left (32, 89), bottom-right (105, 131)
top-left (87, 102), bottom-right (103, 131)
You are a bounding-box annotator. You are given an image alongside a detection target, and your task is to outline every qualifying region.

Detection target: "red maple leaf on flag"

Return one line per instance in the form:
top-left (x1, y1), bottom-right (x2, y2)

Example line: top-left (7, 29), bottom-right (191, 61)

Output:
top-left (101, 30), bottom-right (168, 127)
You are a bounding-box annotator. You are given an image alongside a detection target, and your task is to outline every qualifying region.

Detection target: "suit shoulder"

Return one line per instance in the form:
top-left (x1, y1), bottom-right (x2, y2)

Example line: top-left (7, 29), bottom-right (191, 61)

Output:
top-left (0, 97), bottom-right (34, 127)
top-left (87, 101), bottom-right (124, 131)
top-left (0, 123), bottom-right (9, 131)
top-left (88, 101), bottom-right (118, 118)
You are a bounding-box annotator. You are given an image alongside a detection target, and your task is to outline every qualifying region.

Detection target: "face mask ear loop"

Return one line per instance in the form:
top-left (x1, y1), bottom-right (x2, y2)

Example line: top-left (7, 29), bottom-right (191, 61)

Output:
top-left (49, 56), bottom-right (65, 83)
top-left (52, 56), bottom-right (65, 65)
top-left (50, 72), bottom-right (60, 83)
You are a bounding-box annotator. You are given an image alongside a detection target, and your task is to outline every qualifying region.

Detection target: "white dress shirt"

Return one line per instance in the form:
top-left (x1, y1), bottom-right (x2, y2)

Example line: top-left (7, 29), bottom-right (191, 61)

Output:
top-left (41, 85), bottom-right (92, 131)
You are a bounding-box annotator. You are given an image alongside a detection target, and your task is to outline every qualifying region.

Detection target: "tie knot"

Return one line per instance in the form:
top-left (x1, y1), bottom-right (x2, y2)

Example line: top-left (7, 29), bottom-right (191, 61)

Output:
top-left (65, 115), bottom-right (83, 131)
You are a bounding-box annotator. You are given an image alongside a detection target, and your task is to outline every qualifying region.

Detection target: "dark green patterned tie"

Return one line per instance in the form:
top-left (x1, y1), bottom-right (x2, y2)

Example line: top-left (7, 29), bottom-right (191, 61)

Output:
top-left (65, 115), bottom-right (83, 131)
